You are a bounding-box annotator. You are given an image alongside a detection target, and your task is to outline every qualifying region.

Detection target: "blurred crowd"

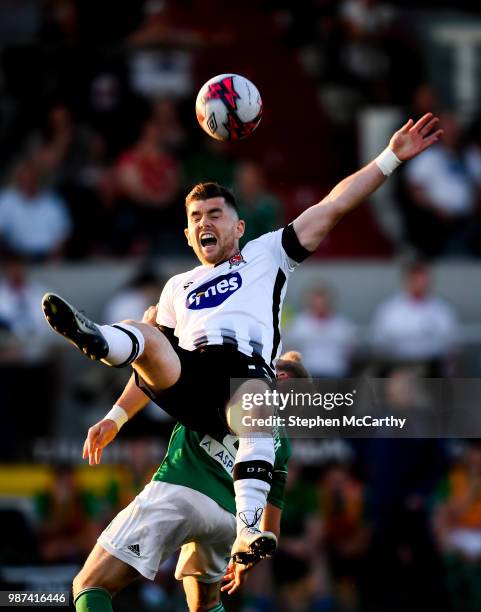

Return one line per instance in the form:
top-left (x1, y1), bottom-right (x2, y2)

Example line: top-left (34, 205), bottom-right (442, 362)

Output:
top-left (1, 1), bottom-right (481, 611)
top-left (0, 0), bottom-right (480, 259)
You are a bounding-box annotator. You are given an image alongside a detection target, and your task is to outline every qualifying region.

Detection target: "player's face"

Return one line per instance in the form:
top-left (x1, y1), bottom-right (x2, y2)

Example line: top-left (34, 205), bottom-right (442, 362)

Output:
top-left (185, 197), bottom-right (245, 266)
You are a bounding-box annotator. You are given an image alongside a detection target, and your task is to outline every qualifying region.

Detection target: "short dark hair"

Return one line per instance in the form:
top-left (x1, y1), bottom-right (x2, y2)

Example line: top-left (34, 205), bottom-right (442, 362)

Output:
top-left (276, 351), bottom-right (311, 379)
top-left (185, 182), bottom-right (238, 213)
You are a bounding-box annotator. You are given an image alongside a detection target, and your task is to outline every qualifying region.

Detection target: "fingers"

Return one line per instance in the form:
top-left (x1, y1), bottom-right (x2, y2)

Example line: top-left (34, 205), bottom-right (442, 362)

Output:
top-left (412, 112), bottom-right (434, 132)
top-left (223, 565), bottom-right (234, 579)
top-left (221, 575), bottom-right (234, 589)
top-left (422, 129), bottom-right (444, 148)
top-left (94, 446), bottom-right (103, 465)
top-left (221, 579), bottom-right (239, 595)
top-left (222, 565), bottom-right (241, 595)
top-left (142, 304), bottom-right (158, 325)
top-left (420, 116), bottom-right (439, 136)
top-left (400, 118), bottom-right (414, 134)
top-left (84, 426), bottom-right (100, 466)
top-left (221, 572), bottom-right (235, 593)
top-left (92, 430), bottom-right (106, 465)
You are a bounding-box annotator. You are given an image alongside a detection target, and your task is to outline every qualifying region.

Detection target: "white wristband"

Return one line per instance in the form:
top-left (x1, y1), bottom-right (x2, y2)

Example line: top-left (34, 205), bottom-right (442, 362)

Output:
top-left (104, 404), bottom-right (129, 431)
top-left (375, 147), bottom-right (402, 176)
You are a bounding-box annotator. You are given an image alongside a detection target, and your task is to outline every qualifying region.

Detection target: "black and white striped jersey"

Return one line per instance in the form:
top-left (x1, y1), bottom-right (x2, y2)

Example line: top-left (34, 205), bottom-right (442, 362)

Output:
top-left (155, 224), bottom-right (311, 367)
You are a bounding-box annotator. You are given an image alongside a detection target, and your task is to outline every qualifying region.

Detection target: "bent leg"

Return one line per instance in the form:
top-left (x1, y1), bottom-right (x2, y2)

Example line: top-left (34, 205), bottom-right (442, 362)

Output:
top-left (225, 380), bottom-right (275, 537)
top-left (120, 320), bottom-right (181, 392)
top-left (41, 294), bottom-right (180, 391)
top-left (73, 543), bottom-right (139, 601)
top-left (182, 577), bottom-right (224, 612)
top-left (226, 378), bottom-right (273, 438)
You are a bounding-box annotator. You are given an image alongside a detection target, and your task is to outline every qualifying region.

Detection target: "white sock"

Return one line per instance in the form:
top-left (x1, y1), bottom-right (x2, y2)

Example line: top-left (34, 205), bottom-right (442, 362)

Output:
top-left (98, 323), bottom-right (145, 367)
top-left (233, 436), bottom-right (275, 535)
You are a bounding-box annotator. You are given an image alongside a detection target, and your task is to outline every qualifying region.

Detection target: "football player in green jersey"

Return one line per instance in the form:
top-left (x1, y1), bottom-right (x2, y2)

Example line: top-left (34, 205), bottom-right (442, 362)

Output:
top-left (73, 348), bottom-right (308, 612)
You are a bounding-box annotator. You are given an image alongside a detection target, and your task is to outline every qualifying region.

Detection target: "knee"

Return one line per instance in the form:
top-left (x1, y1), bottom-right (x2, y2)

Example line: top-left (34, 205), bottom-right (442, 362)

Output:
top-left (72, 570), bottom-right (88, 598)
top-left (228, 379), bottom-right (274, 435)
top-left (120, 318), bottom-right (141, 329)
top-left (184, 578), bottom-right (220, 611)
top-left (72, 568), bottom-right (115, 599)
top-left (120, 320), bottom-right (157, 354)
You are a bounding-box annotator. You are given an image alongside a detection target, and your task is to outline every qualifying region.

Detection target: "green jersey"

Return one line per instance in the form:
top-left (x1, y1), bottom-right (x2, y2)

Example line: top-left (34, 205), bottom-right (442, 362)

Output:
top-left (153, 425), bottom-right (291, 516)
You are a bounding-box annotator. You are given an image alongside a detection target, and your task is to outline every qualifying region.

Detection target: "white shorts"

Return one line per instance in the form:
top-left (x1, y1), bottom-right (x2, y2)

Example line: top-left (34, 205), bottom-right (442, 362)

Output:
top-left (97, 481), bottom-right (236, 583)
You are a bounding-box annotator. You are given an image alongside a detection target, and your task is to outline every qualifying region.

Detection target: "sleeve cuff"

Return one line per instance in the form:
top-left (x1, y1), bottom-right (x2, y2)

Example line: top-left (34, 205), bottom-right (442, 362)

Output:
top-left (281, 224), bottom-right (313, 263)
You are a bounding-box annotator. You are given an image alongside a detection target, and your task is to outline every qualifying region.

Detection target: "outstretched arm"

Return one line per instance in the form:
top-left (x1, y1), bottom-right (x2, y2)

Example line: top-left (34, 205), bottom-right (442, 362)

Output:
top-left (293, 113), bottom-right (443, 252)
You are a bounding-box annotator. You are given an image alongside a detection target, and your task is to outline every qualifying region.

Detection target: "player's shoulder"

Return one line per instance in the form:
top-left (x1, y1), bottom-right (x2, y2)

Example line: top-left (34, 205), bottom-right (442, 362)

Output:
top-left (244, 228), bottom-right (284, 252)
top-left (246, 224), bottom-right (312, 268)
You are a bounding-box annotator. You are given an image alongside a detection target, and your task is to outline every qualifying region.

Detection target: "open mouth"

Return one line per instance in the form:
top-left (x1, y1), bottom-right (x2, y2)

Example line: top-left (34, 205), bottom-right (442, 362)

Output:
top-left (200, 232), bottom-right (218, 248)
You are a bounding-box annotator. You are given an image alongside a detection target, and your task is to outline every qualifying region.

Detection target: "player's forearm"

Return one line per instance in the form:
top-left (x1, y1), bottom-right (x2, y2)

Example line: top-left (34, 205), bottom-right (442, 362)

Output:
top-left (261, 503), bottom-right (282, 539)
top-left (293, 161), bottom-right (386, 252)
top-left (322, 160), bottom-right (386, 221)
top-left (115, 373), bottom-right (150, 419)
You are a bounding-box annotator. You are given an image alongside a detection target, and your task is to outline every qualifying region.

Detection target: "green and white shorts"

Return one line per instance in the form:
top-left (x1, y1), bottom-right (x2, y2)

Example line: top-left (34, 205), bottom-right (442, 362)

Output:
top-left (98, 481), bottom-right (236, 583)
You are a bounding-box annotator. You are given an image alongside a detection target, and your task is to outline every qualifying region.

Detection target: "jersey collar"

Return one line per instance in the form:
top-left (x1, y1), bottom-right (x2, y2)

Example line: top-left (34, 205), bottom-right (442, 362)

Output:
top-left (214, 250), bottom-right (244, 268)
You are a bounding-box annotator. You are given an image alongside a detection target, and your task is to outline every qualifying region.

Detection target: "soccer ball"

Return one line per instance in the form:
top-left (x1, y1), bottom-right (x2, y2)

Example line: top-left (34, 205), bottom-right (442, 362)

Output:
top-left (195, 74), bottom-right (262, 141)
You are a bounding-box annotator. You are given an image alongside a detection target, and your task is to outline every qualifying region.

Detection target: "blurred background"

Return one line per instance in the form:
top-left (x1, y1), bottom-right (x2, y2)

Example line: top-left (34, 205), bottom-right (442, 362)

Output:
top-left (1, 0), bottom-right (481, 610)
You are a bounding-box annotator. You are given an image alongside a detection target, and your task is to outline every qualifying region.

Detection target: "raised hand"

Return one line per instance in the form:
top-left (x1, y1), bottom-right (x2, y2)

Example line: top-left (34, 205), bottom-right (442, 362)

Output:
top-left (389, 113), bottom-right (443, 162)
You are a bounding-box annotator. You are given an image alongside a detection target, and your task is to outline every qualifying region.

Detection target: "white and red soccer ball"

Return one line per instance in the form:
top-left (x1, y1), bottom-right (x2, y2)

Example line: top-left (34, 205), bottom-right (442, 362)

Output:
top-left (195, 74), bottom-right (262, 141)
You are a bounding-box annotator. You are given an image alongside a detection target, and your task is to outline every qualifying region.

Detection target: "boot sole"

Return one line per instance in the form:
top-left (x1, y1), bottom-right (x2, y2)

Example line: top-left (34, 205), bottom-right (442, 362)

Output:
top-left (232, 534), bottom-right (277, 565)
top-left (42, 293), bottom-right (108, 361)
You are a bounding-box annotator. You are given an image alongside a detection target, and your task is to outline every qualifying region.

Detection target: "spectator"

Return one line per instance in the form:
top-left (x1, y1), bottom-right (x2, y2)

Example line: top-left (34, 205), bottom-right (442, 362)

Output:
top-left (116, 118), bottom-right (180, 209)
top-left (269, 462), bottom-right (327, 612)
top-left (285, 285), bottom-right (357, 378)
top-left (435, 440), bottom-right (481, 612)
top-left (0, 160), bottom-right (71, 260)
top-left (402, 112), bottom-right (481, 256)
top-left (103, 268), bottom-right (163, 324)
top-left (370, 261), bottom-right (459, 375)
top-left (358, 434), bottom-right (448, 611)
top-left (319, 461), bottom-right (368, 610)
top-left (151, 98), bottom-right (187, 153)
top-left (29, 103), bottom-right (111, 257)
top-left (35, 465), bottom-right (100, 563)
top-left (235, 161), bottom-right (283, 245)
top-left (39, 0), bottom-right (78, 44)
top-left (0, 251), bottom-right (53, 363)
top-left (114, 118), bottom-right (181, 254)
top-left (184, 137), bottom-right (236, 189)
top-left (30, 104), bottom-right (101, 186)
top-left (337, 0), bottom-right (396, 103)
top-left (0, 251), bottom-right (59, 445)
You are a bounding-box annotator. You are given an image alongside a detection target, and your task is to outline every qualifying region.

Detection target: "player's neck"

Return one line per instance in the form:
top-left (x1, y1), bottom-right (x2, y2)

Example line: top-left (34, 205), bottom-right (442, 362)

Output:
top-left (202, 246), bottom-right (241, 268)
